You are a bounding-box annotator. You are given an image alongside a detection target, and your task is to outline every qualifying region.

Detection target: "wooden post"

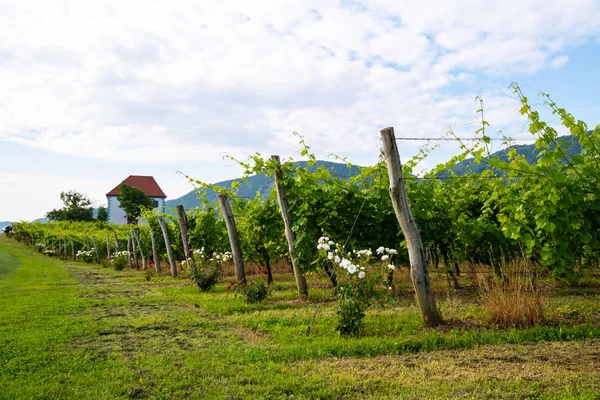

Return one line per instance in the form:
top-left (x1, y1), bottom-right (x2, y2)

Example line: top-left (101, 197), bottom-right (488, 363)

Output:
top-left (84, 236), bottom-right (91, 250)
top-left (271, 155), bottom-right (308, 298)
top-left (217, 194), bottom-right (246, 284)
top-left (127, 237), bottom-right (133, 269)
top-left (63, 237), bottom-right (68, 259)
top-left (106, 235), bottom-right (111, 259)
top-left (131, 231), bottom-right (138, 269)
top-left (380, 127), bottom-right (440, 327)
top-left (150, 227), bottom-right (161, 275)
top-left (176, 205), bottom-right (192, 265)
top-left (70, 239), bottom-right (75, 261)
top-left (133, 229), bottom-right (146, 269)
top-left (157, 216), bottom-right (177, 277)
top-left (92, 237), bottom-right (100, 264)
top-left (113, 232), bottom-right (120, 252)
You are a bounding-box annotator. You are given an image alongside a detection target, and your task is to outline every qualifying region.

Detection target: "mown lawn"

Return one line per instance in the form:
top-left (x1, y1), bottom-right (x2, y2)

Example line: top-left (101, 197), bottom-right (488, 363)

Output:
top-left (0, 235), bottom-right (599, 399)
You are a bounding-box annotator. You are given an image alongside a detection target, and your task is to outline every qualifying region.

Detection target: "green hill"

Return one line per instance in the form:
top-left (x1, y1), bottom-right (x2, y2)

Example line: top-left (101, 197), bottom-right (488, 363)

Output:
top-left (165, 160), bottom-right (361, 211)
top-left (449, 135), bottom-right (582, 176)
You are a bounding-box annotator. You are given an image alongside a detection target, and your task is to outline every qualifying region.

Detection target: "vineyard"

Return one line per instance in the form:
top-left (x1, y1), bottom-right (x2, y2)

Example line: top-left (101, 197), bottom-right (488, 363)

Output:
top-left (2, 88), bottom-right (600, 398)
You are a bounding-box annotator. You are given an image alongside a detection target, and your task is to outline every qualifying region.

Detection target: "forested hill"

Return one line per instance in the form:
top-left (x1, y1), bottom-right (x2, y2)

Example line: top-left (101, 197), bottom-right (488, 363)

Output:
top-left (450, 135), bottom-right (582, 176)
top-left (165, 160), bottom-right (362, 211)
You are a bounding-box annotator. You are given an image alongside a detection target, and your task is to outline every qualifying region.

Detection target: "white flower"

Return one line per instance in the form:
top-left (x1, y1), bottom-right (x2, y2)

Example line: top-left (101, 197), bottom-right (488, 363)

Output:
top-left (327, 252), bottom-right (334, 260)
top-left (317, 243), bottom-right (331, 251)
top-left (340, 258), bottom-right (352, 270)
top-left (334, 255), bottom-right (341, 264)
top-left (376, 246), bottom-right (385, 254)
top-left (358, 271), bottom-right (366, 279)
top-left (388, 264), bottom-right (396, 270)
top-left (381, 255), bottom-right (390, 261)
top-left (387, 249), bottom-right (398, 255)
top-left (328, 240), bottom-right (335, 246)
top-left (318, 236), bottom-right (330, 244)
top-left (347, 264), bottom-right (358, 274)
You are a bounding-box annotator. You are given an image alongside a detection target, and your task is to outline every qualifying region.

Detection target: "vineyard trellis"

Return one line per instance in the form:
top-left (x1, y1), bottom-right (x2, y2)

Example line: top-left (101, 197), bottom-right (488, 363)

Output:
top-left (9, 84), bottom-right (600, 329)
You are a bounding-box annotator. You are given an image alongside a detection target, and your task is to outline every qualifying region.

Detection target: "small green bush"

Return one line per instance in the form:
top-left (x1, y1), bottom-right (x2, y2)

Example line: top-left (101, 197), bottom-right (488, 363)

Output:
top-left (229, 272), bottom-right (270, 304)
top-left (111, 251), bottom-right (130, 271)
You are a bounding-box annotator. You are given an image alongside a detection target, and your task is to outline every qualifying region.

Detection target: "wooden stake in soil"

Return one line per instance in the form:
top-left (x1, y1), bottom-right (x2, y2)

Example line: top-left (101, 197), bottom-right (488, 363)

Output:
top-left (217, 194), bottom-right (246, 284)
top-left (380, 127), bottom-right (440, 327)
top-left (106, 235), bottom-right (111, 260)
top-left (92, 237), bottom-right (100, 264)
top-left (271, 155), bottom-right (308, 298)
top-left (150, 227), bottom-right (161, 275)
top-left (176, 205), bottom-right (192, 266)
top-left (127, 237), bottom-right (133, 269)
top-left (113, 232), bottom-right (120, 252)
top-left (133, 229), bottom-right (145, 270)
top-left (131, 231), bottom-right (138, 269)
top-left (70, 239), bottom-right (75, 261)
top-left (157, 216), bottom-right (177, 277)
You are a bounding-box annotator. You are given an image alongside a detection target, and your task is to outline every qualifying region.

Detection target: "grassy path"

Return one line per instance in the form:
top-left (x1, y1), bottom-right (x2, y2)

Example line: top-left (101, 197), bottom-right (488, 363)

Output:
top-left (0, 236), bottom-right (599, 399)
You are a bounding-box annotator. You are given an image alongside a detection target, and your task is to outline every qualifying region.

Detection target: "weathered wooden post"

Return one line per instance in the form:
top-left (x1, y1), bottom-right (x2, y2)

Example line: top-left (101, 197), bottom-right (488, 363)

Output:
top-left (92, 237), bottom-right (100, 264)
top-left (133, 229), bottom-right (146, 270)
top-left (106, 235), bottom-right (111, 259)
top-left (380, 127), bottom-right (440, 327)
top-left (157, 216), bottom-right (177, 277)
top-left (70, 239), bottom-right (75, 261)
top-left (127, 237), bottom-right (133, 269)
top-left (271, 155), bottom-right (308, 298)
top-left (150, 227), bottom-right (161, 275)
top-left (84, 236), bottom-right (91, 250)
top-left (113, 232), bottom-right (120, 252)
top-left (176, 205), bottom-right (192, 265)
top-left (131, 231), bottom-right (138, 269)
top-left (218, 194), bottom-right (246, 284)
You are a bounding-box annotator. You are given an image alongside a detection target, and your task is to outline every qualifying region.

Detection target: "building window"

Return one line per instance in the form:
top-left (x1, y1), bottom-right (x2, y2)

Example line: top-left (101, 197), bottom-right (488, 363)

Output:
top-left (154, 200), bottom-right (159, 208)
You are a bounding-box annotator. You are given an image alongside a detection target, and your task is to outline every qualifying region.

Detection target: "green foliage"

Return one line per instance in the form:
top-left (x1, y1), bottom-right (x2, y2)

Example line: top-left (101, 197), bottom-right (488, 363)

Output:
top-left (117, 184), bottom-right (155, 224)
top-left (45, 190), bottom-right (95, 222)
top-left (230, 271), bottom-right (270, 303)
top-left (187, 248), bottom-right (230, 291)
top-left (318, 237), bottom-right (396, 336)
top-left (111, 251), bottom-right (130, 271)
top-left (96, 206), bottom-right (108, 222)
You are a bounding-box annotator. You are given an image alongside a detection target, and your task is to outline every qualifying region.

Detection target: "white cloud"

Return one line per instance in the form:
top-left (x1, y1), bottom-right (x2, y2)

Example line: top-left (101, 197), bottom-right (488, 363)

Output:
top-left (550, 55), bottom-right (569, 69)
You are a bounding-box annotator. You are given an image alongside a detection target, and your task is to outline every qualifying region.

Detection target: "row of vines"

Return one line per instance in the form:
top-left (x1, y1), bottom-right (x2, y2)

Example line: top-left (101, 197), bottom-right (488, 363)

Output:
top-left (8, 84), bottom-right (600, 332)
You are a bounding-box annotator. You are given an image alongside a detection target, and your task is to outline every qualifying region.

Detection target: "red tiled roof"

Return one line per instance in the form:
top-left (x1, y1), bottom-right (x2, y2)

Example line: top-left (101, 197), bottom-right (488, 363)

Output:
top-left (106, 176), bottom-right (167, 198)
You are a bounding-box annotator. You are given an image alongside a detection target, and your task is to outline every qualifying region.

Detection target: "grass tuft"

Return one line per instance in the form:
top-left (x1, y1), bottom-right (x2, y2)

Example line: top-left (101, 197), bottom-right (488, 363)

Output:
top-left (478, 259), bottom-right (544, 328)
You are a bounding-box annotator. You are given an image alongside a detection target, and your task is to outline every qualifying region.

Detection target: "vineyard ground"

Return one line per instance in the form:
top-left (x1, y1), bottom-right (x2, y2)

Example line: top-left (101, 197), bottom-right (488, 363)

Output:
top-left (0, 236), bottom-right (599, 399)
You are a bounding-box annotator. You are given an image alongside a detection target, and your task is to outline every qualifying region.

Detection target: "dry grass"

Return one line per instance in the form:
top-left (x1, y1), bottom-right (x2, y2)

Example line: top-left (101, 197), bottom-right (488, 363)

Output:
top-left (478, 260), bottom-right (545, 328)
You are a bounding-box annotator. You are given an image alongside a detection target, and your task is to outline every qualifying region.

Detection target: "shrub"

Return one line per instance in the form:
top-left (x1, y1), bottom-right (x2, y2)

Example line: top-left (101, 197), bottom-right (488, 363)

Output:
top-left (111, 251), bottom-right (130, 271)
top-left (317, 237), bottom-right (396, 337)
top-left (478, 260), bottom-right (544, 328)
top-left (76, 249), bottom-right (95, 263)
top-left (187, 248), bottom-right (231, 291)
top-left (228, 271), bottom-right (270, 303)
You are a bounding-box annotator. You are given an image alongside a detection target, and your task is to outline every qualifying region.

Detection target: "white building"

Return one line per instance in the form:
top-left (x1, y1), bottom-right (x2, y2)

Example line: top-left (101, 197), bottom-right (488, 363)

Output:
top-left (106, 175), bottom-right (167, 224)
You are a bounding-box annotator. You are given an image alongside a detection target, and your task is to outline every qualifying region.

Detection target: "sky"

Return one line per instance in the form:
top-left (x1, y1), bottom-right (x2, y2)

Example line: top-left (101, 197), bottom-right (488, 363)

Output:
top-left (1, 0), bottom-right (600, 222)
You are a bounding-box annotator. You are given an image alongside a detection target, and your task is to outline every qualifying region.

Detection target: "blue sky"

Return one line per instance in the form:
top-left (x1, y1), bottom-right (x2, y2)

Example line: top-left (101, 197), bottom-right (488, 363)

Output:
top-left (1, 0), bottom-right (599, 221)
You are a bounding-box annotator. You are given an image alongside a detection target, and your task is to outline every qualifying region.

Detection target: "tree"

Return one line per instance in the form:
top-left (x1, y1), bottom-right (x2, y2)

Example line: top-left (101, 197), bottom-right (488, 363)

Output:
top-left (46, 190), bottom-right (95, 222)
top-left (96, 206), bottom-right (108, 222)
top-left (118, 184), bottom-right (155, 224)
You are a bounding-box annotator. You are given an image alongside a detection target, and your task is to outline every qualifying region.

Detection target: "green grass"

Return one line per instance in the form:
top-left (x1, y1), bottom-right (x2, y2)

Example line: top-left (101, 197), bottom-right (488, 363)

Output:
top-left (1, 236), bottom-right (599, 399)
